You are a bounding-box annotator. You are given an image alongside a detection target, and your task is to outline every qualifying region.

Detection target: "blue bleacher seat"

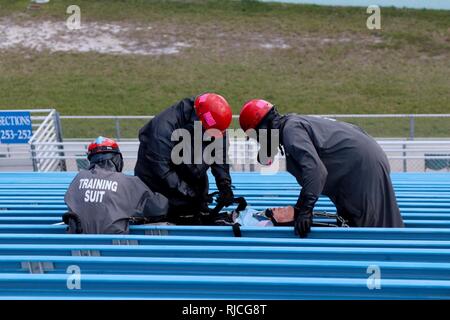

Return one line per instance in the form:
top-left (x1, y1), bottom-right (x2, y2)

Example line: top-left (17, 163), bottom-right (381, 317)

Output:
top-left (0, 171), bottom-right (449, 299)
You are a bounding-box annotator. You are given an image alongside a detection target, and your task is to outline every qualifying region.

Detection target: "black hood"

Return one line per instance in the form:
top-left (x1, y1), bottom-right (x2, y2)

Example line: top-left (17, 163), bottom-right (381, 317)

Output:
top-left (89, 152), bottom-right (124, 172)
top-left (254, 107), bottom-right (285, 165)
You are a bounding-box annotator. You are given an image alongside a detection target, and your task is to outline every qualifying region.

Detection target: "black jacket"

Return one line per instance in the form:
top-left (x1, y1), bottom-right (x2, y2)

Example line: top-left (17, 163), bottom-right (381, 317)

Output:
top-left (134, 97), bottom-right (231, 212)
top-left (280, 114), bottom-right (404, 227)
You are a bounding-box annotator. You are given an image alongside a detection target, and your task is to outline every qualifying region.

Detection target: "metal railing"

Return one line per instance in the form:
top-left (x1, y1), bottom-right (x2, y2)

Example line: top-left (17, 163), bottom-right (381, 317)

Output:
top-left (29, 110), bottom-right (66, 172)
top-left (31, 138), bottom-right (450, 173)
top-left (2, 112), bottom-right (450, 172)
top-left (58, 114), bottom-right (450, 140)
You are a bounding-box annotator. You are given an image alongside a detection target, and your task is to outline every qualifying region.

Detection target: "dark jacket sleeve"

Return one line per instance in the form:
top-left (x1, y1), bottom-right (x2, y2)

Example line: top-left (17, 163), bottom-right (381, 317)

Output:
top-left (138, 99), bottom-right (197, 199)
top-left (148, 151), bottom-right (197, 198)
top-left (64, 175), bottom-right (79, 214)
top-left (210, 133), bottom-right (232, 185)
top-left (130, 177), bottom-right (169, 220)
top-left (284, 124), bottom-right (328, 209)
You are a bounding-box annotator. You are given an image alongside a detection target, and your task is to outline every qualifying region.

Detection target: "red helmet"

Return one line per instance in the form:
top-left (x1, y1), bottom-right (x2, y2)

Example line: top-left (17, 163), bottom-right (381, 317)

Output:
top-left (194, 93), bottom-right (232, 137)
top-left (87, 136), bottom-right (121, 160)
top-left (239, 99), bottom-right (274, 132)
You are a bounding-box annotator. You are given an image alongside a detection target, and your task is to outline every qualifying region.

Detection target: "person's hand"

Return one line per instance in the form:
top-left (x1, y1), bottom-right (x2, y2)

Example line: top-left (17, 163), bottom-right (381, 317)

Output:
top-left (294, 207), bottom-right (313, 238)
top-left (198, 201), bottom-right (212, 214)
top-left (179, 180), bottom-right (197, 198)
top-left (294, 191), bottom-right (318, 238)
top-left (217, 181), bottom-right (234, 207)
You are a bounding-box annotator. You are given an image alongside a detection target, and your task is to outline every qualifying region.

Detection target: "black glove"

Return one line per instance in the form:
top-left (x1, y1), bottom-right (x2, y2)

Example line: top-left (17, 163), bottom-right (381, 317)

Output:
top-left (294, 207), bottom-right (313, 238)
top-left (294, 191), bottom-right (319, 238)
top-left (198, 201), bottom-right (212, 214)
top-left (216, 180), bottom-right (234, 207)
top-left (179, 180), bottom-right (197, 199)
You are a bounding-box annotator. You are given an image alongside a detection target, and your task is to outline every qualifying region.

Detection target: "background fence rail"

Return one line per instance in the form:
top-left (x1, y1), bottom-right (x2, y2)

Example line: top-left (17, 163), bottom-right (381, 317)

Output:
top-left (1, 112), bottom-right (450, 172)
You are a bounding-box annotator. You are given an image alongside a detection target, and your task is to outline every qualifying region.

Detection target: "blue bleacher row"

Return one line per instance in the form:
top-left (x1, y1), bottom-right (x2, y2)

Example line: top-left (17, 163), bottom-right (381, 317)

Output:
top-left (0, 172), bottom-right (449, 299)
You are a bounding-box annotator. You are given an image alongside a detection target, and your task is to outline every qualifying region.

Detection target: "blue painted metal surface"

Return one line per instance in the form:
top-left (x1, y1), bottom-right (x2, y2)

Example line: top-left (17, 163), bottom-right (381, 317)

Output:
top-left (0, 172), bottom-right (449, 299)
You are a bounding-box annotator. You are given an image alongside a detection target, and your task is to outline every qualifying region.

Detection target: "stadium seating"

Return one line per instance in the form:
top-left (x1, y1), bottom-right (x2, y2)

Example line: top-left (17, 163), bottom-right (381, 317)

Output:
top-left (0, 172), bottom-right (449, 299)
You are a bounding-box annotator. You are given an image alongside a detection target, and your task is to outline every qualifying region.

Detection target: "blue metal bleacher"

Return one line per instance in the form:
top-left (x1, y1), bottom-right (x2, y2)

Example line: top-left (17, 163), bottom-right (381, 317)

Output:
top-left (0, 172), bottom-right (449, 299)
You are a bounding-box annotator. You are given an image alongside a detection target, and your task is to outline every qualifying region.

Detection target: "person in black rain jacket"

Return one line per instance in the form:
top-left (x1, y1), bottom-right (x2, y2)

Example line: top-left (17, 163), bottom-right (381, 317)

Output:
top-left (135, 93), bottom-right (234, 223)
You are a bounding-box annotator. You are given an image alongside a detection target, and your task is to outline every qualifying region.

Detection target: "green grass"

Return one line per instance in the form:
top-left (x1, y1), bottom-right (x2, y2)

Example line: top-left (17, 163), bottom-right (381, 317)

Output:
top-left (0, 0), bottom-right (449, 138)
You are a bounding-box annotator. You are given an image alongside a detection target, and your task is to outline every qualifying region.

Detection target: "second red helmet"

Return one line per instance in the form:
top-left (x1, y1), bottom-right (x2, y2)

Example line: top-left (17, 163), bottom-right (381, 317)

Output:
top-left (194, 93), bottom-right (232, 136)
top-left (239, 99), bottom-right (274, 132)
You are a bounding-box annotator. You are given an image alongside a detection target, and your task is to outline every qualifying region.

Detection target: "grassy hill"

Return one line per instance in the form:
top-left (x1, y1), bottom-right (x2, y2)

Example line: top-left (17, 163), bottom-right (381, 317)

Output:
top-left (0, 0), bottom-right (449, 137)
